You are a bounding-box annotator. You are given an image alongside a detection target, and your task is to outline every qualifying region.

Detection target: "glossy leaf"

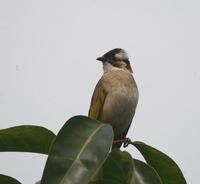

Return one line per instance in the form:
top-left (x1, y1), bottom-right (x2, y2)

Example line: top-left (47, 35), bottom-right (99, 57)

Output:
top-left (134, 159), bottom-right (162, 184)
top-left (0, 174), bottom-right (21, 184)
top-left (41, 115), bottom-right (113, 184)
top-left (0, 125), bottom-right (55, 154)
top-left (133, 141), bottom-right (186, 184)
top-left (90, 149), bottom-right (135, 184)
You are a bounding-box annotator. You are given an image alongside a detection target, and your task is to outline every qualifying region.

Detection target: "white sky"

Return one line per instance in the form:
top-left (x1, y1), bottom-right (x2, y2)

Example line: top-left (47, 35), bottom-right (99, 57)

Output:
top-left (0, 0), bottom-right (199, 183)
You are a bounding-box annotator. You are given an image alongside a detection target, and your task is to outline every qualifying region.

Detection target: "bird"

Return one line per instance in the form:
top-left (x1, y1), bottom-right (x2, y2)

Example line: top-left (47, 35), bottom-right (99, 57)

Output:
top-left (88, 48), bottom-right (139, 148)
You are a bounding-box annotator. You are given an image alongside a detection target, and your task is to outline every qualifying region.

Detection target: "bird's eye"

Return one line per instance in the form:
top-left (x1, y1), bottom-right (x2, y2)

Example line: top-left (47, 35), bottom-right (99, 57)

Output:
top-left (124, 59), bottom-right (130, 64)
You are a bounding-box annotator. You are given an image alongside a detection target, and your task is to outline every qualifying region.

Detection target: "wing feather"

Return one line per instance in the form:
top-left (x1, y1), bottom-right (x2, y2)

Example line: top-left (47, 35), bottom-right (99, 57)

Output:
top-left (88, 80), bottom-right (106, 120)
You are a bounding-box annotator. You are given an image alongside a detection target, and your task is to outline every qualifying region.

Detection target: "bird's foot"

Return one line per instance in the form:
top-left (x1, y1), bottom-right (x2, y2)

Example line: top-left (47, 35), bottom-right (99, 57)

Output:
top-left (123, 137), bottom-right (131, 147)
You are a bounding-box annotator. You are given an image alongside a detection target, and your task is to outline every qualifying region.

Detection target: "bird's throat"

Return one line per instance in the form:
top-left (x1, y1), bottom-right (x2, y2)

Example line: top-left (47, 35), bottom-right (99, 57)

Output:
top-left (103, 62), bottom-right (131, 73)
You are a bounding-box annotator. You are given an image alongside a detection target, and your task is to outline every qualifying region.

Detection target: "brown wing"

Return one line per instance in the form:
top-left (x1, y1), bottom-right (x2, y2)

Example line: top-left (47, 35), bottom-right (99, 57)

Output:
top-left (88, 80), bottom-right (106, 120)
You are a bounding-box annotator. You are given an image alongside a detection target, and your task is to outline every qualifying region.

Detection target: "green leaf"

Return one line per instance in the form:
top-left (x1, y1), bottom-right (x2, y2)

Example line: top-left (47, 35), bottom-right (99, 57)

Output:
top-left (41, 115), bottom-right (113, 184)
top-left (0, 125), bottom-right (55, 154)
top-left (91, 149), bottom-right (135, 184)
top-left (134, 159), bottom-right (162, 184)
top-left (0, 174), bottom-right (21, 184)
top-left (133, 141), bottom-right (186, 184)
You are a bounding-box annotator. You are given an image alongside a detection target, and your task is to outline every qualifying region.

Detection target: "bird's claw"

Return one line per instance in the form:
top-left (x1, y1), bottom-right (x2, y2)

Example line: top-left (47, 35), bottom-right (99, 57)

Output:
top-left (123, 138), bottom-right (131, 147)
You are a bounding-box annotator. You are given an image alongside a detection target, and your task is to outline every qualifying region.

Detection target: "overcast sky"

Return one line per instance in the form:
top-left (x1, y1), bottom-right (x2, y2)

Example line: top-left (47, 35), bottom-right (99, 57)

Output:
top-left (0, 0), bottom-right (199, 183)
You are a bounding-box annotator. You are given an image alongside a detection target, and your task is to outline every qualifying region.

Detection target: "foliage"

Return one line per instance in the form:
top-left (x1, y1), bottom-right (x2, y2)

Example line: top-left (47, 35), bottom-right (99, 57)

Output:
top-left (0, 116), bottom-right (186, 184)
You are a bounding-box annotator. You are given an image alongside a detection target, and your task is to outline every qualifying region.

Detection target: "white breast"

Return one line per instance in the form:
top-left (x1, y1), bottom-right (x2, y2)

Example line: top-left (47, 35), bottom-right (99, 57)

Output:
top-left (100, 70), bottom-right (139, 137)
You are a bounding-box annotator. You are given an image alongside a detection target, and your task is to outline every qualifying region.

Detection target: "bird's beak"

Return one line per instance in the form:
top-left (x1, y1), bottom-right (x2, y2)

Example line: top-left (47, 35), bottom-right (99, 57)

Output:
top-left (96, 57), bottom-right (103, 61)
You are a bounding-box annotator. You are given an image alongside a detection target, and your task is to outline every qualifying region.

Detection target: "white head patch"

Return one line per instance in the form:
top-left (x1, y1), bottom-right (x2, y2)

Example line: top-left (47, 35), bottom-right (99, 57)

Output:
top-left (114, 50), bottom-right (129, 60)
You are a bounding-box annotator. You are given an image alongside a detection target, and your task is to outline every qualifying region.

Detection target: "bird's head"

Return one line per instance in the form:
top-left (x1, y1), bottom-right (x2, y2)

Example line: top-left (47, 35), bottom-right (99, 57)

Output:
top-left (96, 48), bottom-right (133, 73)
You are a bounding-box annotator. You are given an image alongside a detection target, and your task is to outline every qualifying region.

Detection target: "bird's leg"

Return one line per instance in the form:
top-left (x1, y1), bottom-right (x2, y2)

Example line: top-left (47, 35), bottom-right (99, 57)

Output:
top-left (112, 138), bottom-right (131, 147)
